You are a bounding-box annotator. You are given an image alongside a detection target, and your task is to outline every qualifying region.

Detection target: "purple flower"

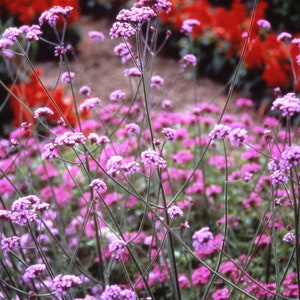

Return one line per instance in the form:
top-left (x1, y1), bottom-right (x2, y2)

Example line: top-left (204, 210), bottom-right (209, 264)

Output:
top-left (283, 232), bottom-right (295, 244)
top-left (88, 30), bottom-right (105, 42)
top-left (109, 239), bottom-right (127, 260)
top-left (100, 285), bottom-right (135, 300)
top-left (79, 97), bottom-right (101, 111)
top-left (228, 127), bottom-right (247, 146)
top-left (90, 179), bottom-right (107, 195)
top-left (271, 93), bottom-right (300, 117)
top-left (236, 98), bottom-right (254, 108)
top-left (181, 19), bottom-right (200, 35)
top-left (257, 19), bottom-right (271, 30)
top-left (179, 54), bottom-right (197, 71)
top-left (270, 170), bottom-right (289, 186)
top-left (192, 227), bottom-right (214, 251)
top-left (41, 142), bottom-right (58, 160)
top-left (167, 205), bottom-right (183, 219)
top-left (23, 264), bottom-right (46, 281)
top-left (116, 7), bottom-right (156, 27)
top-left (61, 71), bottom-right (75, 83)
top-left (1, 236), bottom-right (20, 252)
top-left (126, 123), bottom-right (140, 134)
top-left (39, 6), bottom-right (73, 27)
top-left (34, 107), bottom-right (54, 119)
top-left (209, 124), bottom-right (231, 140)
top-left (79, 85), bottom-right (91, 96)
top-left (110, 89), bottom-right (126, 102)
top-left (54, 45), bottom-right (68, 56)
top-left (124, 67), bottom-right (142, 77)
top-left (191, 266), bottom-right (210, 285)
top-left (52, 274), bottom-right (82, 297)
top-left (106, 156), bottom-right (123, 176)
top-left (121, 161), bottom-right (140, 175)
top-left (212, 288), bottom-right (230, 300)
top-left (110, 22), bottom-right (136, 40)
top-left (114, 42), bottom-right (132, 64)
top-left (279, 146), bottom-right (300, 170)
top-left (2, 27), bottom-right (23, 42)
top-left (277, 32), bottom-right (292, 42)
top-left (141, 149), bottom-right (167, 168)
top-left (0, 38), bottom-right (14, 50)
top-left (20, 25), bottom-right (43, 41)
top-left (162, 127), bottom-right (176, 142)
top-left (55, 131), bottom-right (86, 147)
top-left (150, 75), bottom-right (164, 89)
top-left (134, 0), bottom-right (172, 13)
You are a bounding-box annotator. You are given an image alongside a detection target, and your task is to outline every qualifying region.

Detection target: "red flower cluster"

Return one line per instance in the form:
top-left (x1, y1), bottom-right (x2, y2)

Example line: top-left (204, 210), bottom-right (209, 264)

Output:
top-left (160, 0), bottom-right (300, 91)
top-left (0, 0), bottom-right (80, 25)
top-left (9, 70), bottom-right (79, 127)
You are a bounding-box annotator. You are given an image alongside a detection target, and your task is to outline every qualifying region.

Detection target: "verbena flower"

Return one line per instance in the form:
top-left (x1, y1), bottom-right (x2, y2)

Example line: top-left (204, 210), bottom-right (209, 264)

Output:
top-left (191, 266), bottom-right (210, 285)
top-left (79, 97), bottom-right (101, 111)
top-left (2, 27), bottom-right (23, 42)
top-left (116, 7), bottom-right (156, 27)
top-left (121, 161), bottom-right (140, 175)
top-left (228, 128), bottom-right (247, 146)
top-left (106, 156), bottom-right (124, 176)
top-left (126, 123), bottom-right (140, 135)
top-left (51, 274), bottom-right (82, 297)
top-left (141, 149), bottom-right (167, 168)
top-left (124, 67), bottom-right (142, 77)
top-left (20, 25), bottom-right (43, 41)
top-left (90, 179), bottom-right (107, 195)
top-left (167, 205), bottom-right (183, 219)
top-left (109, 22), bottom-right (136, 40)
top-left (212, 288), bottom-right (230, 300)
top-left (1, 236), bottom-right (20, 252)
top-left (41, 142), bottom-right (58, 160)
top-left (209, 124), bottom-right (231, 140)
top-left (279, 146), bottom-right (300, 170)
top-left (110, 89), bottom-right (126, 102)
top-left (277, 32), bottom-right (292, 42)
top-left (179, 54), bottom-right (197, 71)
top-left (88, 30), bottom-right (105, 42)
top-left (134, 0), bottom-right (172, 13)
top-left (39, 6), bottom-right (73, 27)
top-left (162, 127), bottom-right (176, 142)
top-left (192, 227), bottom-right (214, 251)
top-left (257, 19), bottom-right (271, 30)
top-left (23, 264), bottom-right (46, 281)
top-left (271, 93), bottom-right (300, 117)
top-left (114, 42), bottom-right (132, 64)
top-left (55, 131), bottom-right (86, 147)
top-left (0, 38), bottom-right (14, 50)
top-left (61, 71), bottom-right (75, 83)
top-left (150, 75), bottom-right (164, 89)
top-left (270, 170), bottom-right (289, 186)
top-left (79, 85), bottom-right (91, 96)
top-left (100, 285), bottom-right (135, 300)
top-left (181, 19), bottom-right (200, 35)
top-left (283, 232), bottom-right (295, 244)
top-left (109, 239), bottom-right (127, 260)
top-left (34, 107), bottom-right (54, 119)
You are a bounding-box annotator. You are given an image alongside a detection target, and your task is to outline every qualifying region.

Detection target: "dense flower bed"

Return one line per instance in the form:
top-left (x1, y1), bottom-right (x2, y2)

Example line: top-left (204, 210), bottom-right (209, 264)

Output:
top-left (1, 2), bottom-right (300, 299)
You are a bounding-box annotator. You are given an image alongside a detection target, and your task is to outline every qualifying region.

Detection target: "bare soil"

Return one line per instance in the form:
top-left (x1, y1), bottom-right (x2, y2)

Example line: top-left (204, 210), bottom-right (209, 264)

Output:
top-left (36, 17), bottom-right (244, 114)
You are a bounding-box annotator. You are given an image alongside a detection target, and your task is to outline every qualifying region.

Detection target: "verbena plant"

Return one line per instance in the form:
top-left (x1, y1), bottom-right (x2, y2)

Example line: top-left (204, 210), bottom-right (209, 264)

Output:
top-left (0, 2), bottom-right (300, 299)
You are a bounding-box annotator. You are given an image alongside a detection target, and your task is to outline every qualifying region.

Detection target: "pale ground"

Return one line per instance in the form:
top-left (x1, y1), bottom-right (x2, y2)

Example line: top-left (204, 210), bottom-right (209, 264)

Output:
top-left (36, 17), bottom-right (245, 115)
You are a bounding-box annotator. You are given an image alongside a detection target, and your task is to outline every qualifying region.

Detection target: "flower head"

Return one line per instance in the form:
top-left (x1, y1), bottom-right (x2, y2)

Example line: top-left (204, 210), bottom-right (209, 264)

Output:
top-left (79, 97), bottom-right (101, 111)
top-left (52, 274), bottom-right (82, 297)
top-left (167, 205), bottom-right (183, 219)
top-left (151, 75), bottom-right (164, 89)
top-left (39, 6), bottom-right (73, 27)
top-left (116, 7), bottom-right (156, 27)
top-left (181, 19), bottom-right (200, 35)
top-left (192, 227), bottom-right (214, 251)
top-left (271, 93), bottom-right (300, 117)
top-left (61, 71), bottom-right (75, 83)
top-left (110, 22), bottom-right (136, 40)
top-left (209, 124), bottom-right (231, 140)
top-left (34, 107), bottom-right (54, 119)
top-left (257, 19), bottom-right (271, 30)
top-left (141, 149), bottom-right (167, 168)
top-left (88, 30), bottom-right (105, 42)
top-left (179, 54), bottom-right (197, 71)
top-left (109, 239), bottom-right (127, 260)
top-left (162, 127), bottom-right (176, 142)
top-left (228, 128), bottom-right (247, 146)
top-left (23, 264), bottom-right (46, 281)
